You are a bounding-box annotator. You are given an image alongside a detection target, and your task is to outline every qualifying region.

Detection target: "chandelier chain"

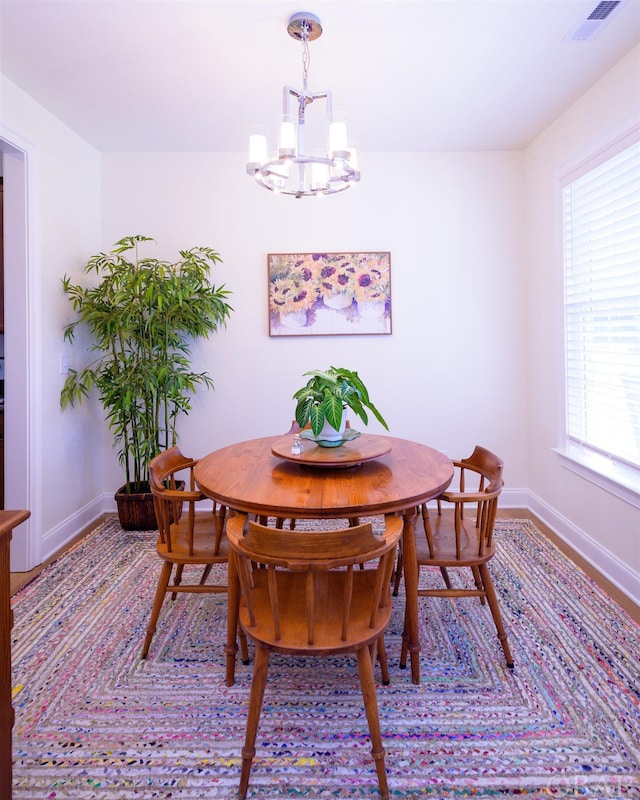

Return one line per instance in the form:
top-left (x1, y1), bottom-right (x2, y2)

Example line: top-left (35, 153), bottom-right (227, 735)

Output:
top-left (301, 20), bottom-right (311, 91)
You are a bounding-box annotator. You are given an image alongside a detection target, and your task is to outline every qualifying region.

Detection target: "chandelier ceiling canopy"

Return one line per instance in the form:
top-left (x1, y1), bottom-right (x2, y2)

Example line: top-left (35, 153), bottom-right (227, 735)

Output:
top-left (246, 12), bottom-right (360, 198)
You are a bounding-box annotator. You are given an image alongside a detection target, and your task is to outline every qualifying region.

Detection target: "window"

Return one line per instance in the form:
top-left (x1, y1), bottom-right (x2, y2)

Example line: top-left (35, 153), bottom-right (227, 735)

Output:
top-left (560, 132), bottom-right (640, 501)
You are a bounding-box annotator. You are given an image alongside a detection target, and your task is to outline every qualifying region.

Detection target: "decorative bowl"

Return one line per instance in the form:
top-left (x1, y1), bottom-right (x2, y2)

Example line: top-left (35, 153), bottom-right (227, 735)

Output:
top-left (299, 428), bottom-right (361, 448)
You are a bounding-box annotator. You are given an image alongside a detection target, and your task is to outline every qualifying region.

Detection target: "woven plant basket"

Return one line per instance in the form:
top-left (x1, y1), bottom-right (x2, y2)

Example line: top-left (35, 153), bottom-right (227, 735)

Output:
top-left (115, 483), bottom-right (157, 531)
top-left (115, 481), bottom-right (186, 531)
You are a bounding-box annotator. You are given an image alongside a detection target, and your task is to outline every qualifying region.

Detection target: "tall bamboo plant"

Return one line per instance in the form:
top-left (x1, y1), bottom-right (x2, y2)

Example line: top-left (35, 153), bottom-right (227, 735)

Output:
top-left (60, 235), bottom-right (233, 492)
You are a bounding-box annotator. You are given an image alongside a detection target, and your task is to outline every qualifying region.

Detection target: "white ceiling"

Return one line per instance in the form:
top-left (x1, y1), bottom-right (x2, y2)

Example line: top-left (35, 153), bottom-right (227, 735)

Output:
top-left (1, 0), bottom-right (639, 153)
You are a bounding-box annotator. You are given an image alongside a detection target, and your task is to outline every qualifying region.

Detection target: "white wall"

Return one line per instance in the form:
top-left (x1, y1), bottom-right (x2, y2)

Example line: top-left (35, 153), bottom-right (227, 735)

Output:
top-left (2, 43), bottom-right (639, 606)
top-left (100, 149), bottom-right (529, 497)
top-left (524, 45), bottom-right (640, 600)
top-left (1, 75), bottom-right (102, 568)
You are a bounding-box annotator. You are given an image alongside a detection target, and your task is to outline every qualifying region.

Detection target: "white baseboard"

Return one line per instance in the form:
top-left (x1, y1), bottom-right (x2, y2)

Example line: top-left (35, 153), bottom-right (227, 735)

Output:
top-left (40, 495), bottom-right (107, 565)
top-left (102, 491), bottom-right (118, 515)
top-left (498, 488), bottom-right (530, 509)
top-left (527, 490), bottom-right (640, 609)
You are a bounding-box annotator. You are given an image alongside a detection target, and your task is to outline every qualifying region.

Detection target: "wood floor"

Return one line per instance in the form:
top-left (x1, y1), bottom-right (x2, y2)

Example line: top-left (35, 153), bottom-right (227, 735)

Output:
top-left (9, 510), bottom-right (639, 621)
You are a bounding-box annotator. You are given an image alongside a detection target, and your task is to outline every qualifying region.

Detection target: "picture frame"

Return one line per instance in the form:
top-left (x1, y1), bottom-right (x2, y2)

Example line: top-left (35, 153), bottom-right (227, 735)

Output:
top-left (268, 252), bottom-right (392, 336)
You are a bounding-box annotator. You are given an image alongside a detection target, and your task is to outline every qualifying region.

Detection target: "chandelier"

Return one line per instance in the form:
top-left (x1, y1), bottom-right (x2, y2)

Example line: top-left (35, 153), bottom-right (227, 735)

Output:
top-left (246, 12), bottom-right (360, 198)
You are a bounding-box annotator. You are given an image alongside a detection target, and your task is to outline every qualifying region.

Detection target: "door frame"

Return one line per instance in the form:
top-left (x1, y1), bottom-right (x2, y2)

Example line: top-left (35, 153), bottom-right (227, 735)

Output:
top-left (0, 126), bottom-right (37, 571)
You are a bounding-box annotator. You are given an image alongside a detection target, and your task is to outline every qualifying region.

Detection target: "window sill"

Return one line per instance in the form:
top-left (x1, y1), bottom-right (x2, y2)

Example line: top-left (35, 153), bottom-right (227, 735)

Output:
top-left (554, 444), bottom-right (640, 510)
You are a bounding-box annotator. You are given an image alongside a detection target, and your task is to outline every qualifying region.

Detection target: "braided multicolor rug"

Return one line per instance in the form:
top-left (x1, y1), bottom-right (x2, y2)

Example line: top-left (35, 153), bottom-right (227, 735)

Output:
top-left (11, 517), bottom-right (640, 798)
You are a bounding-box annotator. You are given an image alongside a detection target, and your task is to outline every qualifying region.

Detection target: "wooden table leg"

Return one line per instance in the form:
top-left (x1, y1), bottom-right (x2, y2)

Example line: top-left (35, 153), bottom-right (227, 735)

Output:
top-left (399, 507), bottom-right (421, 684)
top-left (225, 549), bottom-right (240, 687)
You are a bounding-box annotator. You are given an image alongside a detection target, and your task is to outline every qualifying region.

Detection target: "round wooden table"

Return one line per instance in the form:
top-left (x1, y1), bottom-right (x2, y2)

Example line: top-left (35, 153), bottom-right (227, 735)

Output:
top-left (194, 434), bottom-right (453, 685)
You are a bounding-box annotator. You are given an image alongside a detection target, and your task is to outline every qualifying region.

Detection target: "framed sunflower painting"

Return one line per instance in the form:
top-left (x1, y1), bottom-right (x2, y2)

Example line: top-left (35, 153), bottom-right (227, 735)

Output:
top-left (268, 252), bottom-right (391, 336)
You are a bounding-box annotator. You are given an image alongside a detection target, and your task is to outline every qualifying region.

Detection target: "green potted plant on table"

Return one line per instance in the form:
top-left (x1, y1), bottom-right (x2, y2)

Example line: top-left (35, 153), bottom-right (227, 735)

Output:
top-left (293, 366), bottom-right (389, 445)
top-left (60, 235), bottom-right (233, 530)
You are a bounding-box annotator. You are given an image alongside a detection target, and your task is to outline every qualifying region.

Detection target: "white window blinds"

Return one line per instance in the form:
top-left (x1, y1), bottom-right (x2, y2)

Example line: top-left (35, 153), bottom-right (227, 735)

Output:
top-left (562, 137), bottom-right (640, 474)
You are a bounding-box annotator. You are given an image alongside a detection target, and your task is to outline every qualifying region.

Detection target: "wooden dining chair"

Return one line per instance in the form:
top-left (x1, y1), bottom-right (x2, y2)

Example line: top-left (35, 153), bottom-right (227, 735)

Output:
top-left (226, 511), bottom-right (403, 800)
top-left (398, 445), bottom-right (514, 669)
top-left (142, 446), bottom-right (247, 663)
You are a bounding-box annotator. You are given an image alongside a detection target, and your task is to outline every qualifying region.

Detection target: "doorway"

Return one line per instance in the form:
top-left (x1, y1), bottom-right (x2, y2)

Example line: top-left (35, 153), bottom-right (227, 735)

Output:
top-left (0, 132), bottom-right (34, 571)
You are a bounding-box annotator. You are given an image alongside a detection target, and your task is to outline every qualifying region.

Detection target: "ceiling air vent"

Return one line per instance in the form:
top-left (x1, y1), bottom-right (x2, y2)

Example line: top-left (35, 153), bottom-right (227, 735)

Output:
top-left (564, 1), bottom-right (625, 41)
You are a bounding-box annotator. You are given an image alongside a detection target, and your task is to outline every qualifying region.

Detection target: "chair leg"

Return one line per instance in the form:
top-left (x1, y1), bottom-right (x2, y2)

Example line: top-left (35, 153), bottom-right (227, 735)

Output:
top-left (239, 625), bottom-right (250, 665)
top-left (142, 561), bottom-right (173, 659)
top-left (400, 598), bottom-right (409, 669)
top-left (214, 505), bottom-right (226, 554)
top-left (439, 566), bottom-right (453, 589)
top-left (274, 517), bottom-right (296, 529)
top-left (200, 564), bottom-right (213, 585)
top-left (478, 563), bottom-right (514, 668)
top-left (392, 547), bottom-right (403, 597)
top-left (375, 636), bottom-right (390, 686)
top-left (356, 647), bottom-right (389, 800)
top-left (239, 645), bottom-right (270, 800)
top-left (471, 565), bottom-right (486, 604)
top-left (170, 564), bottom-right (184, 601)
